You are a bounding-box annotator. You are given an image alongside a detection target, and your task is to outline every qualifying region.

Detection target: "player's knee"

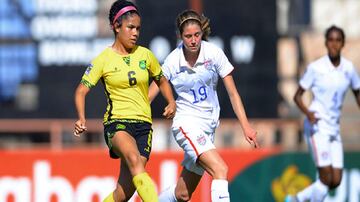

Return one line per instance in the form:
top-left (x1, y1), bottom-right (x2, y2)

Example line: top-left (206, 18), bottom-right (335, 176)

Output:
top-left (175, 189), bottom-right (192, 202)
top-left (113, 188), bottom-right (133, 202)
top-left (114, 194), bottom-right (130, 202)
top-left (124, 152), bottom-right (142, 170)
top-left (329, 170), bottom-right (342, 190)
top-left (212, 163), bottom-right (228, 179)
top-left (318, 168), bottom-right (333, 187)
top-left (330, 179), bottom-right (341, 189)
top-left (319, 176), bottom-right (332, 187)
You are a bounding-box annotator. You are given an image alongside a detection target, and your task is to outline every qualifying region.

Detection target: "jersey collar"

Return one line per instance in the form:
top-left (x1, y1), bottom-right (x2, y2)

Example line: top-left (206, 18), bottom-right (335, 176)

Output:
top-left (179, 41), bottom-right (205, 68)
top-left (325, 55), bottom-right (344, 71)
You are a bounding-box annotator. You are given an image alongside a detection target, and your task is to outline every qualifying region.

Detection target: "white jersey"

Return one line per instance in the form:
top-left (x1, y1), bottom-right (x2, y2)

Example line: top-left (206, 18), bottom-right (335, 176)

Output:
top-left (162, 41), bottom-right (234, 131)
top-left (300, 55), bottom-right (360, 132)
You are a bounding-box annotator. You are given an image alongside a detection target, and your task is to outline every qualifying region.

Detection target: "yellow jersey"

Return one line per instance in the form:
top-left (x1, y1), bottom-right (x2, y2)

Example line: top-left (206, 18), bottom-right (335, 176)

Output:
top-left (81, 46), bottom-right (162, 123)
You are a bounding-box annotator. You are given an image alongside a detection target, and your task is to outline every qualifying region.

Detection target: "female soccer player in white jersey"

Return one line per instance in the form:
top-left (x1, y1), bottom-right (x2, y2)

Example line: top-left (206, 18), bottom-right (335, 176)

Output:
top-left (149, 10), bottom-right (259, 202)
top-left (73, 1), bottom-right (176, 201)
top-left (286, 25), bottom-right (360, 202)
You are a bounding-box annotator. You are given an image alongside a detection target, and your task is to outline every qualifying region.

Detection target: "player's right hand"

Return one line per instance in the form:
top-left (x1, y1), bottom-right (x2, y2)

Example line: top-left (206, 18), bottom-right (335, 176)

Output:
top-left (163, 101), bottom-right (176, 119)
top-left (74, 119), bottom-right (87, 137)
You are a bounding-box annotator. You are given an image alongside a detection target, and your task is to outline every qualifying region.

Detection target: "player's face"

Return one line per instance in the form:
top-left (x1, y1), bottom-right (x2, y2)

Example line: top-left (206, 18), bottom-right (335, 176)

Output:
top-left (116, 14), bottom-right (141, 51)
top-left (325, 30), bottom-right (344, 58)
top-left (181, 23), bottom-right (202, 54)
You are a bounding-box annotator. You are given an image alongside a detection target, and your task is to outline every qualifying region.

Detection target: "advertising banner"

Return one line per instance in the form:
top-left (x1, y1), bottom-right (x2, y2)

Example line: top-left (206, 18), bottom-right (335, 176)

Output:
top-left (230, 152), bottom-right (360, 202)
top-left (1, 149), bottom-right (358, 202)
top-left (0, 149), bottom-right (277, 202)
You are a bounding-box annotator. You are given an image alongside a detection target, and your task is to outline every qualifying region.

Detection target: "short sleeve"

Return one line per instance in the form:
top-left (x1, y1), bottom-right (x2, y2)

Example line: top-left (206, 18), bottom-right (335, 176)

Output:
top-left (161, 59), bottom-right (172, 81)
top-left (81, 56), bottom-right (104, 88)
top-left (215, 48), bottom-right (234, 78)
top-left (350, 65), bottom-right (360, 90)
top-left (299, 64), bottom-right (315, 90)
top-left (147, 50), bottom-right (162, 81)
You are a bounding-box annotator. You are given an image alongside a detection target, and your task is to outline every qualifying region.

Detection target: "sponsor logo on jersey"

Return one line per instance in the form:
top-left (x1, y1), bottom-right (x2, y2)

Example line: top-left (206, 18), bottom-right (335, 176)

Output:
top-left (139, 60), bottom-right (146, 70)
top-left (123, 56), bottom-right (130, 66)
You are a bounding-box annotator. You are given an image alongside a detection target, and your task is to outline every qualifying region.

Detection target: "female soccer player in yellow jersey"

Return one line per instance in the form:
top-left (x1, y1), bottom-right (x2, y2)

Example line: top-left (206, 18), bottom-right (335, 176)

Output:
top-left (73, 1), bottom-right (176, 201)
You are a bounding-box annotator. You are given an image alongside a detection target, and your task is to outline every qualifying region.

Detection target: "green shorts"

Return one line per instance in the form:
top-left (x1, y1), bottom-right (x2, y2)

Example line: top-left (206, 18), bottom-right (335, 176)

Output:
top-left (104, 119), bottom-right (153, 160)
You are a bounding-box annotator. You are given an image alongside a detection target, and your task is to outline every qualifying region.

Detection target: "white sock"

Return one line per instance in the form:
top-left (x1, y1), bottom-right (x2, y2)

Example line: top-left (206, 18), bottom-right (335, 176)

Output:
top-left (159, 185), bottom-right (177, 202)
top-left (211, 179), bottom-right (230, 202)
top-left (296, 182), bottom-right (316, 202)
top-left (310, 180), bottom-right (328, 202)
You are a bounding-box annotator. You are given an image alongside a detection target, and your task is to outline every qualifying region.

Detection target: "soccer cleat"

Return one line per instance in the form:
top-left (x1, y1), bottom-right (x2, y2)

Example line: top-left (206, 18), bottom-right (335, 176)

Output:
top-left (284, 195), bottom-right (298, 202)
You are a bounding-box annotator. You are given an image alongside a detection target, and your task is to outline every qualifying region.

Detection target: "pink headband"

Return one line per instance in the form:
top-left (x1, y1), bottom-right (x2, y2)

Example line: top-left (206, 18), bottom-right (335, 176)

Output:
top-left (112, 6), bottom-right (137, 26)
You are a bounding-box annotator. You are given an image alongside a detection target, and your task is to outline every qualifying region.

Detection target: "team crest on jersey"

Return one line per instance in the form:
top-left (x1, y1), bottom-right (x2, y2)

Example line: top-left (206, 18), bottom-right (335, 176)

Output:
top-left (85, 64), bottom-right (93, 75)
top-left (139, 60), bottom-right (146, 70)
top-left (196, 134), bottom-right (207, 146)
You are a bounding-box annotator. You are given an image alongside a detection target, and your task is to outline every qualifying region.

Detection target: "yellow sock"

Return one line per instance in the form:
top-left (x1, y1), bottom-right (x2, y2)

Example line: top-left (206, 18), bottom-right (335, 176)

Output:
top-left (103, 192), bottom-right (114, 202)
top-left (133, 172), bottom-right (159, 202)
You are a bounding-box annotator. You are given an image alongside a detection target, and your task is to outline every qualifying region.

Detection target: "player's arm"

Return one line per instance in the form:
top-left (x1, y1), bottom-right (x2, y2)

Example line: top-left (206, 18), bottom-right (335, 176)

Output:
top-left (154, 76), bottom-right (176, 119)
top-left (74, 83), bottom-right (90, 136)
top-left (293, 86), bottom-right (317, 123)
top-left (352, 88), bottom-right (360, 108)
top-left (148, 80), bottom-right (160, 103)
top-left (223, 74), bottom-right (259, 148)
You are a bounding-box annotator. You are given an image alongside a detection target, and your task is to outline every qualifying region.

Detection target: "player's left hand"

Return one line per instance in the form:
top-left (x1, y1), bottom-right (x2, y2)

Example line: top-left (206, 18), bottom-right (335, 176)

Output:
top-left (163, 101), bottom-right (176, 119)
top-left (244, 127), bottom-right (259, 148)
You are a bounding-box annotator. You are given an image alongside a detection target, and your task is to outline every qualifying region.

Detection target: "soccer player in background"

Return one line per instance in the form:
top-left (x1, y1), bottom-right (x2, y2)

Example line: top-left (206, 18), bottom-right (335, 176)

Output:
top-left (149, 10), bottom-right (259, 202)
top-left (287, 25), bottom-right (360, 202)
top-left (73, 0), bottom-right (176, 201)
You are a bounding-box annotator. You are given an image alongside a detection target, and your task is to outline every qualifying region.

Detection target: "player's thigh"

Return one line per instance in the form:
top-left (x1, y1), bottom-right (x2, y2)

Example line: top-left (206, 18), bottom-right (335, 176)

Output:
top-left (111, 131), bottom-right (140, 160)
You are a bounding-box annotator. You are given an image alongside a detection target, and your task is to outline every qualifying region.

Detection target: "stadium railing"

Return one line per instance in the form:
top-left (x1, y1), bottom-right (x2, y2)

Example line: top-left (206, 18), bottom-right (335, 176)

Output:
top-left (0, 118), bottom-right (303, 150)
